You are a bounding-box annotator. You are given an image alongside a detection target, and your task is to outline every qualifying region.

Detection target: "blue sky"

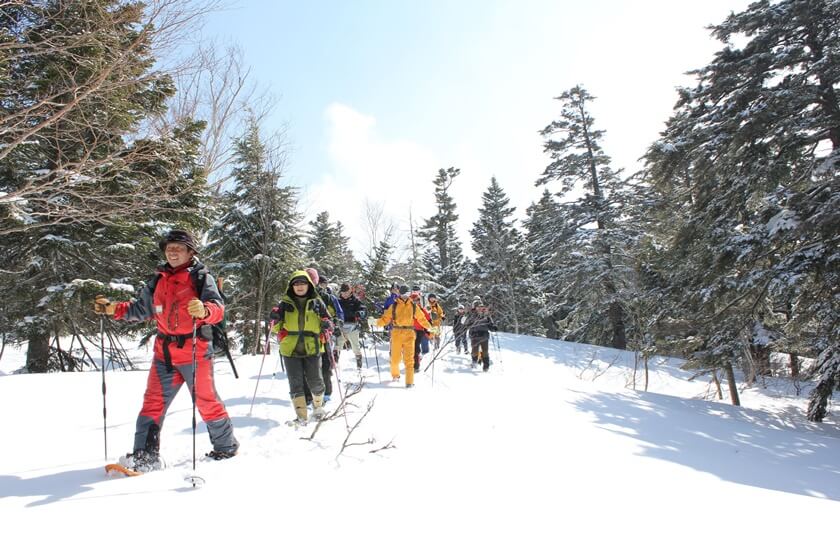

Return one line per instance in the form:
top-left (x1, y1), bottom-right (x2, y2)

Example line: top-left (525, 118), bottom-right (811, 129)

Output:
top-left (201, 0), bottom-right (750, 256)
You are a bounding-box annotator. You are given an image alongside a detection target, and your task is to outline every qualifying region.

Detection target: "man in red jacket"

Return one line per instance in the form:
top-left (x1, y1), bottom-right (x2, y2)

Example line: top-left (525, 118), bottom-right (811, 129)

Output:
top-left (94, 229), bottom-right (239, 472)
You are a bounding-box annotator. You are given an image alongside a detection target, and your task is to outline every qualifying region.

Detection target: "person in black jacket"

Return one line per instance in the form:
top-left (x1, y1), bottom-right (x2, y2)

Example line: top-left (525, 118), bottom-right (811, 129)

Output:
top-left (452, 304), bottom-right (469, 354)
top-left (337, 283), bottom-right (365, 370)
top-left (468, 298), bottom-right (497, 371)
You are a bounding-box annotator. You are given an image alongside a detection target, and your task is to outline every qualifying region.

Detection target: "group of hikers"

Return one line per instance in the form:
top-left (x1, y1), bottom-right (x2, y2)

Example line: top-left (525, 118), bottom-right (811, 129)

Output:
top-left (92, 229), bottom-right (498, 473)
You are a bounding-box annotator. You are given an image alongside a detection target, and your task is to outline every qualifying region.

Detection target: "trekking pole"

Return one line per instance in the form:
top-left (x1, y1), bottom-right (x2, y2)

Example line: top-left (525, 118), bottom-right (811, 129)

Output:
top-left (422, 331), bottom-right (456, 372)
top-left (100, 315), bottom-right (108, 460)
top-left (492, 331), bottom-right (504, 373)
top-left (248, 324), bottom-right (273, 416)
top-left (189, 319), bottom-right (198, 482)
top-left (372, 332), bottom-right (381, 381)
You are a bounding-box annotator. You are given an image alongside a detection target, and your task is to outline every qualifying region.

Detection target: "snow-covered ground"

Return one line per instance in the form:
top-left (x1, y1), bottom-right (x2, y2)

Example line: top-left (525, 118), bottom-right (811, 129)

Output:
top-left (2, 329), bottom-right (839, 559)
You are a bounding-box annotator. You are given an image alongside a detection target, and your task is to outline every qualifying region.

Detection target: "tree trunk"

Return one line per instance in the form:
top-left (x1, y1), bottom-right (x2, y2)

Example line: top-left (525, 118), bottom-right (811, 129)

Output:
top-left (711, 370), bottom-right (723, 400)
top-left (609, 301), bottom-right (626, 350)
top-left (789, 353), bottom-right (800, 379)
top-left (724, 362), bottom-right (741, 406)
top-left (26, 331), bottom-right (50, 373)
top-left (252, 269), bottom-right (266, 355)
top-left (749, 343), bottom-right (772, 379)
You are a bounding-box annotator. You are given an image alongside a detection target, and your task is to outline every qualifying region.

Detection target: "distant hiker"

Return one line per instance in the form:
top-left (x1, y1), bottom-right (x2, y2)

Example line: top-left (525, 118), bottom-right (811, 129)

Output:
top-left (376, 285), bottom-right (431, 387)
top-left (426, 293), bottom-right (445, 350)
top-left (409, 286), bottom-right (433, 373)
top-left (93, 229), bottom-right (239, 472)
top-left (337, 283), bottom-right (365, 370)
top-left (382, 282), bottom-right (400, 311)
top-left (468, 298), bottom-right (497, 371)
top-left (452, 303), bottom-right (468, 354)
top-left (269, 270), bottom-right (333, 424)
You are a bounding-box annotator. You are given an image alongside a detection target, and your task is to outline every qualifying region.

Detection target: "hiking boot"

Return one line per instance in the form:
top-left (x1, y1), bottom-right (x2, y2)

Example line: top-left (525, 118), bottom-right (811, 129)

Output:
top-left (356, 355), bottom-right (363, 369)
top-left (323, 394), bottom-right (331, 403)
top-left (406, 383), bottom-right (415, 388)
top-left (119, 449), bottom-right (163, 473)
top-left (206, 449), bottom-right (237, 461)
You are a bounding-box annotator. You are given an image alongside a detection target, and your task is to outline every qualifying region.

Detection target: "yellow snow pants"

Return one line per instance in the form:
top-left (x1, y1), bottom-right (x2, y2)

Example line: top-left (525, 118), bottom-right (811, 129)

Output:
top-left (390, 327), bottom-right (416, 384)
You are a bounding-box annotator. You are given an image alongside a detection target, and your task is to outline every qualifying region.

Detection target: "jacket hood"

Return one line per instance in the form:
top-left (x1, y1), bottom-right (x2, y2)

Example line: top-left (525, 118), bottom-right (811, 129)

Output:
top-left (285, 269), bottom-right (317, 299)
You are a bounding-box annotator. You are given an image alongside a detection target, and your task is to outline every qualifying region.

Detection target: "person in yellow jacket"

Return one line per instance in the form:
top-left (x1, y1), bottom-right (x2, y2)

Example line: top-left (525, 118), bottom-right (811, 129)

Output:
top-left (426, 293), bottom-right (446, 350)
top-left (269, 270), bottom-right (333, 423)
top-left (376, 285), bottom-right (432, 387)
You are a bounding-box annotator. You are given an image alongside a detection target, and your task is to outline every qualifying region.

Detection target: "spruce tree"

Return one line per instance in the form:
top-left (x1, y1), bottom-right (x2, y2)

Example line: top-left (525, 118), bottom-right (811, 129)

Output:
top-left (536, 86), bottom-right (633, 349)
top-left (0, 0), bottom-right (208, 372)
top-left (642, 0), bottom-right (839, 412)
top-left (524, 189), bottom-right (564, 338)
top-left (470, 177), bottom-right (542, 334)
top-left (205, 117), bottom-right (301, 354)
top-left (303, 211), bottom-right (358, 284)
top-left (418, 167), bottom-right (466, 298)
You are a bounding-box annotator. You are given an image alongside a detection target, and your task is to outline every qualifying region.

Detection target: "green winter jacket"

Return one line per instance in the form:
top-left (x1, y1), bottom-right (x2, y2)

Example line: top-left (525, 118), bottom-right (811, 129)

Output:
top-left (273, 271), bottom-right (329, 357)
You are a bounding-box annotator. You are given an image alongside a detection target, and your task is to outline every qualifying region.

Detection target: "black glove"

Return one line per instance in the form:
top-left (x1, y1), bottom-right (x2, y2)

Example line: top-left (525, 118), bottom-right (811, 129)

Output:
top-left (269, 307), bottom-right (283, 323)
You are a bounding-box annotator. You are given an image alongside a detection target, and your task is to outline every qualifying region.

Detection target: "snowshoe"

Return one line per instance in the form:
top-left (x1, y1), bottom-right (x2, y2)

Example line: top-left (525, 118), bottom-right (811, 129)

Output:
top-left (117, 449), bottom-right (163, 473)
top-left (206, 449), bottom-right (237, 461)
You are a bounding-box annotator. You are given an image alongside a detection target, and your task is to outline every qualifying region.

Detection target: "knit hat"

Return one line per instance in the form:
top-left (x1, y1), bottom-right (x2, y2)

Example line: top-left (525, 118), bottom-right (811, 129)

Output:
top-left (457, 304), bottom-right (465, 310)
top-left (411, 285), bottom-right (421, 293)
top-left (159, 229), bottom-right (199, 253)
top-left (398, 285), bottom-right (409, 295)
top-left (340, 283), bottom-right (351, 293)
top-left (472, 296), bottom-right (482, 306)
top-left (428, 293), bottom-right (437, 300)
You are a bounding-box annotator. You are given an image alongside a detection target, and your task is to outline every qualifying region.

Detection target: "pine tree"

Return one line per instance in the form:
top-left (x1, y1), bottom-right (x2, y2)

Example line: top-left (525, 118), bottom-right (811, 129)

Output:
top-left (205, 117), bottom-right (301, 354)
top-left (536, 86), bottom-right (633, 349)
top-left (642, 0), bottom-right (839, 412)
top-left (524, 189), bottom-right (564, 338)
top-left (418, 167), bottom-right (466, 298)
top-left (469, 177), bottom-right (542, 334)
top-left (360, 236), bottom-right (394, 312)
top-left (303, 211), bottom-right (358, 284)
top-left (0, 1), bottom-right (208, 372)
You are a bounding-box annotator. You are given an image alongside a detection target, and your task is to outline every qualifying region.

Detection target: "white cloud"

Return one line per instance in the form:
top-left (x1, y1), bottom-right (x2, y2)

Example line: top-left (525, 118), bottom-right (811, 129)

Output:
top-left (303, 103), bottom-right (445, 258)
top-left (302, 102), bottom-right (554, 264)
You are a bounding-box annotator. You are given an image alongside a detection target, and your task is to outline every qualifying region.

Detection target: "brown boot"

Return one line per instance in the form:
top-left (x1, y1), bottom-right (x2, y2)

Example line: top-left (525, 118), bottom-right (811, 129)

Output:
top-left (292, 395), bottom-right (308, 422)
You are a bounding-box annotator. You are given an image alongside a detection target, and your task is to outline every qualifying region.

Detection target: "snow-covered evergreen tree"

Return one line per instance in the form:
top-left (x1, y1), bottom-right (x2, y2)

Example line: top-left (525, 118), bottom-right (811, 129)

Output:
top-left (418, 167), bottom-right (466, 299)
top-left (0, 1), bottom-right (208, 371)
top-left (303, 211), bottom-right (358, 285)
top-left (523, 189), bottom-right (564, 339)
top-left (205, 117), bottom-right (301, 354)
top-left (360, 236), bottom-right (394, 312)
top-left (536, 86), bottom-right (634, 349)
top-left (641, 0), bottom-right (839, 414)
top-left (469, 177), bottom-right (542, 334)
